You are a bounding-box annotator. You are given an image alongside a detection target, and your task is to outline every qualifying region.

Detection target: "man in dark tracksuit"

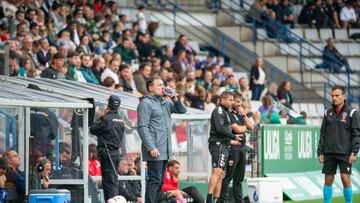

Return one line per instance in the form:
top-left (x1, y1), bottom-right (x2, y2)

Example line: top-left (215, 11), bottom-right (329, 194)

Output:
top-left (207, 91), bottom-right (242, 203)
top-left (317, 86), bottom-right (360, 203)
top-left (90, 95), bottom-right (125, 202)
top-left (137, 77), bottom-right (187, 203)
top-left (220, 92), bottom-right (254, 203)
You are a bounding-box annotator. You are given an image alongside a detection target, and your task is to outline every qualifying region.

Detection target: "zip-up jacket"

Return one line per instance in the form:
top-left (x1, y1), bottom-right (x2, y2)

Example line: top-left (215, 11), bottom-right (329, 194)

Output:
top-left (209, 105), bottom-right (235, 144)
top-left (317, 104), bottom-right (360, 156)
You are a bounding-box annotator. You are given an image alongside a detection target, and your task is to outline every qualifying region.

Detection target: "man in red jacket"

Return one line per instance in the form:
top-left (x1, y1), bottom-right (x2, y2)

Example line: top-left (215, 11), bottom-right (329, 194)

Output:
top-left (161, 160), bottom-right (204, 203)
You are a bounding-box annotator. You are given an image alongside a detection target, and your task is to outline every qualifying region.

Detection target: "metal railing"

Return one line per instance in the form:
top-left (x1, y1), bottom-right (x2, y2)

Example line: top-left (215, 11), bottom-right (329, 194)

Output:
top-left (218, 0), bottom-right (360, 104)
top-left (147, 0), bottom-right (323, 103)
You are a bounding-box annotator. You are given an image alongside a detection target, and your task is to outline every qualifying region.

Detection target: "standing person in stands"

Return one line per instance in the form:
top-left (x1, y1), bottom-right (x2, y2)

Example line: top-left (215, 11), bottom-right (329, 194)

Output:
top-left (277, 80), bottom-right (293, 109)
top-left (207, 91), bottom-right (242, 203)
top-left (250, 57), bottom-right (266, 101)
top-left (317, 86), bottom-right (360, 203)
top-left (137, 77), bottom-right (187, 203)
top-left (136, 5), bottom-right (147, 34)
top-left (220, 92), bottom-right (253, 203)
top-left (90, 95), bottom-right (125, 202)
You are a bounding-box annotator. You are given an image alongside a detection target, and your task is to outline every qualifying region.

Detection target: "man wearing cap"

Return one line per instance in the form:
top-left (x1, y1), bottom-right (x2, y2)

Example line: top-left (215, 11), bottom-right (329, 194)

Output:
top-left (90, 95), bottom-right (125, 202)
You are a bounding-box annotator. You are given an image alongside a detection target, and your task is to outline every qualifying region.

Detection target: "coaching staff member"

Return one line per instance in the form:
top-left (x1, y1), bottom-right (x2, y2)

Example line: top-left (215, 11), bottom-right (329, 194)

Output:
top-left (220, 92), bottom-right (253, 203)
top-left (207, 91), bottom-right (242, 203)
top-left (90, 95), bottom-right (125, 202)
top-left (317, 86), bottom-right (360, 203)
top-left (137, 77), bottom-right (187, 203)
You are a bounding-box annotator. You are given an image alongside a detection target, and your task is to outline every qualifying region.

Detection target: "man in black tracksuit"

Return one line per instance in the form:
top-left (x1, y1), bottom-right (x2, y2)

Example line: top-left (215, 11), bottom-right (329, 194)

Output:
top-left (220, 92), bottom-right (254, 203)
top-left (207, 91), bottom-right (242, 203)
top-left (90, 95), bottom-right (125, 202)
top-left (317, 86), bottom-right (360, 203)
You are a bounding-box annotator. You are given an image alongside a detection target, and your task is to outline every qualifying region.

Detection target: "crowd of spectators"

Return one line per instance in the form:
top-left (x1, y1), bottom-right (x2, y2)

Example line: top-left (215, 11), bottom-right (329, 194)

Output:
top-left (248, 0), bottom-right (360, 30)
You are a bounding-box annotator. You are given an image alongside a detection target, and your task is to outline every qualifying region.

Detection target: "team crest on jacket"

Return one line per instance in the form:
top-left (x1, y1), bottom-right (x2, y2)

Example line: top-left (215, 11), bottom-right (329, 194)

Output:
top-left (341, 112), bottom-right (348, 122)
top-left (218, 107), bottom-right (223, 114)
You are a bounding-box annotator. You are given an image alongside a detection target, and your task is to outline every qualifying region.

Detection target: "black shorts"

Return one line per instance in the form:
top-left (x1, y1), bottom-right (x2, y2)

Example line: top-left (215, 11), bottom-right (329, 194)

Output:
top-left (322, 154), bottom-right (352, 175)
top-left (209, 142), bottom-right (229, 169)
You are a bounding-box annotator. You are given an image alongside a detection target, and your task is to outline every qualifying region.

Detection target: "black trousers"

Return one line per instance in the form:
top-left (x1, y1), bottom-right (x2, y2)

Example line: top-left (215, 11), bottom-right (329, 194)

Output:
top-left (220, 150), bottom-right (247, 203)
top-left (145, 160), bottom-right (168, 203)
top-left (100, 151), bottom-right (120, 201)
top-left (182, 186), bottom-right (205, 203)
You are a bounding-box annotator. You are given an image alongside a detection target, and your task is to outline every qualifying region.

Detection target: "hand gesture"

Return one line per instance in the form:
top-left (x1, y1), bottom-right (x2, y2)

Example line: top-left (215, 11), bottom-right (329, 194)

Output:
top-left (235, 134), bottom-right (242, 141)
top-left (318, 155), bottom-right (324, 164)
top-left (150, 149), bottom-right (160, 158)
top-left (349, 153), bottom-right (356, 164)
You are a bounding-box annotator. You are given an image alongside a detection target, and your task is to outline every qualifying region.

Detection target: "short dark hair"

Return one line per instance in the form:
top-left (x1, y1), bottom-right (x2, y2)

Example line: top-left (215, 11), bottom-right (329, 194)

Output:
top-left (167, 160), bottom-right (180, 167)
top-left (139, 63), bottom-right (150, 71)
top-left (103, 76), bottom-right (116, 87)
top-left (146, 76), bottom-right (162, 91)
top-left (219, 91), bottom-right (234, 100)
top-left (119, 64), bottom-right (130, 72)
top-left (59, 142), bottom-right (71, 154)
top-left (233, 91), bottom-right (242, 99)
top-left (331, 86), bottom-right (346, 95)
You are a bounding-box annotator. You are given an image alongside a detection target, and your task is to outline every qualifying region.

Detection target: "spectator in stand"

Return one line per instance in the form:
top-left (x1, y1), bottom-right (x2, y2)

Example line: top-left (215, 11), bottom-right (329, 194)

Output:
top-left (30, 22), bottom-right (41, 41)
top-left (21, 35), bottom-right (41, 70)
top-left (104, 76), bottom-right (116, 89)
top-left (134, 63), bottom-right (152, 95)
top-left (298, 2), bottom-right (317, 27)
top-left (185, 85), bottom-right (206, 110)
top-left (118, 64), bottom-right (136, 93)
top-left (56, 30), bottom-right (76, 51)
top-left (159, 67), bottom-right (169, 86)
top-left (3, 149), bottom-right (25, 201)
top-left (88, 144), bottom-right (101, 176)
top-left (118, 159), bottom-right (142, 203)
top-left (101, 59), bottom-right (120, 84)
top-left (76, 35), bottom-right (91, 54)
top-left (136, 5), bottom-right (147, 34)
top-left (197, 69), bottom-right (213, 92)
top-left (80, 54), bottom-right (99, 84)
top-left (323, 0), bottom-right (341, 28)
top-left (340, 1), bottom-right (359, 29)
top-left (171, 49), bottom-right (189, 76)
top-left (37, 37), bottom-right (54, 68)
top-left (41, 53), bottom-right (64, 79)
top-left (68, 51), bottom-right (87, 82)
top-left (92, 56), bottom-right (106, 83)
top-left (226, 75), bottom-right (238, 92)
top-left (238, 77), bottom-right (251, 101)
top-left (161, 160), bottom-right (205, 203)
top-left (113, 37), bottom-right (136, 65)
top-left (163, 46), bottom-right (175, 62)
top-left (197, 54), bottom-right (214, 70)
top-left (321, 38), bottom-right (352, 73)
top-left (262, 82), bottom-right (279, 102)
top-left (258, 95), bottom-right (273, 115)
top-left (205, 94), bottom-right (219, 113)
top-left (313, 0), bottom-right (330, 29)
top-left (276, 0), bottom-right (295, 28)
top-left (247, 0), bottom-right (268, 25)
top-left (250, 57), bottom-right (266, 101)
top-left (278, 80), bottom-right (293, 109)
top-left (0, 157), bottom-right (8, 202)
top-left (9, 51), bottom-right (20, 77)
top-left (173, 34), bottom-right (196, 57)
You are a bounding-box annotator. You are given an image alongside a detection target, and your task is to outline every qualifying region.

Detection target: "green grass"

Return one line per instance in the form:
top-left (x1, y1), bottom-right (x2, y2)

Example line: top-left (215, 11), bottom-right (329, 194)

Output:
top-left (285, 194), bottom-right (360, 203)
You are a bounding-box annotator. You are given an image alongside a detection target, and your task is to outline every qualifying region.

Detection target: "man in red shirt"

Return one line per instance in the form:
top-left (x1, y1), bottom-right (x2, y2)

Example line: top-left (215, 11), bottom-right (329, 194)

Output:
top-left (161, 160), bottom-right (204, 203)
